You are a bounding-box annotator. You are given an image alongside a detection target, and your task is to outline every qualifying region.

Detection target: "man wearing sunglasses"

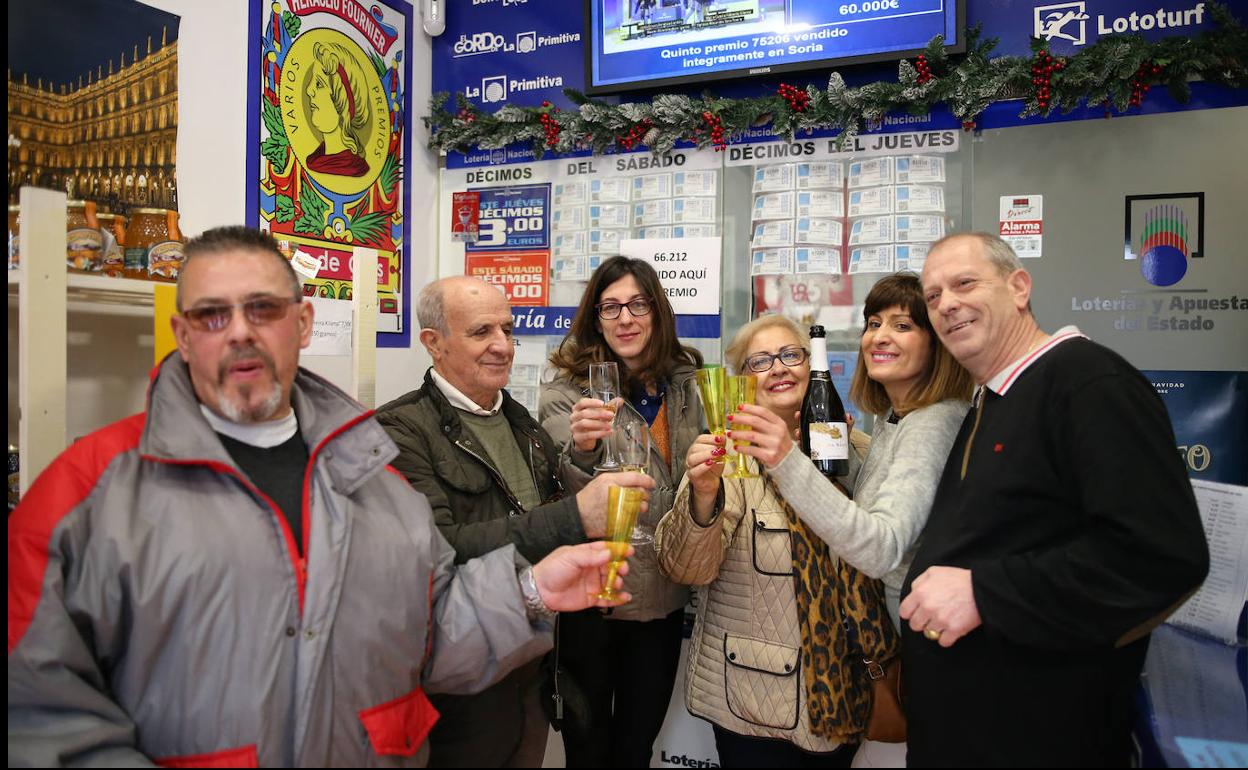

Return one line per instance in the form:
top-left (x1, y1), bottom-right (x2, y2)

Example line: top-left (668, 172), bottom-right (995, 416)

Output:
top-left (376, 275), bottom-right (653, 767)
top-left (9, 226), bottom-right (641, 767)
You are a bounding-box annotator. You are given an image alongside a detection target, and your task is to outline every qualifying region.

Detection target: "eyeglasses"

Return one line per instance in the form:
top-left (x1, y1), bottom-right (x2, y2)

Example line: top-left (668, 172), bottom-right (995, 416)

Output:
top-left (181, 296), bottom-right (302, 332)
top-left (745, 347), bottom-right (809, 373)
top-left (596, 297), bottom-right (653, 320)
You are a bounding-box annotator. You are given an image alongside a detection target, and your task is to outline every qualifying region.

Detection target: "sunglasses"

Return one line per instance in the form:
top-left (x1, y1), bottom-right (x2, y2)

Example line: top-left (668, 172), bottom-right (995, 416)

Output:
top-left (181, 296), bottom-right (302, 332)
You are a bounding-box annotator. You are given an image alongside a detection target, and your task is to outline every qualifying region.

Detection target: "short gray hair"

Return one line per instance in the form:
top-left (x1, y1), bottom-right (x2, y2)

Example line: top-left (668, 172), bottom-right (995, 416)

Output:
top-left (416, 281), bottom-right (448, 334)
top-left (177, 226), bottom-right (301, 310)
top-left (931, 231), bottom-right (1023, 278)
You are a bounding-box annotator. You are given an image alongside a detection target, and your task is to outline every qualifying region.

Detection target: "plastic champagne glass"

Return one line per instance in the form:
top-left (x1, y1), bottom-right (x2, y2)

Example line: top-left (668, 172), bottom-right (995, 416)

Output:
top-left (596, 484), bottom-right (644, 601)
top-left (724, 374), bottom-right (759, 479)
top-left (695, 365), bottom-right (727, 464)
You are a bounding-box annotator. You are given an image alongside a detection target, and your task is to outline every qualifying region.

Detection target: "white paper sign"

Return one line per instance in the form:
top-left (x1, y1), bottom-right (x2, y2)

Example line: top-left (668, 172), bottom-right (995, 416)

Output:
top-left (999, 194), bottom-right (1044, 258)
top-left (795, 247), bottom-right (841, 275)
top-left (591, 178), bottom-right (632, 202)
top-left (306, 296), bottom-right (352, 356)
top-left (551, 206), bottom-right (586, 231)
top-left (553, 231), bottom-right (587, 256)
top-left (674, 170), bottom-right (718, 196)
top-left (752, 220), bottom-right (795, 248)
top-left (673, 224), bottom-right (716, 238)
top-left (633, 173), bottom-right (673, 200)
top-left (510, 336), bottom-right (548, 387)
top-left (1167, 479), bottom-right (1248, 645)
top-left (848, 187), bottom-right (895, 216)
top-left (753, 164), bottom-right (795, 192)
top-left (633, 199), bottom-right (673, 226)
top-left (554, 181), bottom-right (588, 205)
top-left (621, 237), bottom-right (722, 315)
top-left (895, 243), bottom-right (931, 271)
top-left (849, 215), bottom-right (894, 245)
top-left (896, 214), bottom-right (945, 243)
top-left (751, 248), bottom-right (794, 276)
top-left (795, 217), bottom-right (843, 246)
top-left (797, 161), bottom-right (843, 189)
top-left (895, 155), bottom-right (946, 183)
top-left (753, 192), bottom-right (795, 221)
top-left (589, 204), bottom-right (631, 229)
top-left (635, 225), bottom-right (672, 239)
top-left (848, 157), bottom-right (894, 188)
top-left (797, 190), bottom-right (844, 218)
top-left (291, 249), bottom-right (322, 279)
top-left (849, 245), bottom-right (895, 274)
top-left (589, 229), bottom-right (627, 253)
top-left (895, 185), bottom-right (946, 213)
top-left (674, 197), bottom-right (716, 223)
top-left (552, 255), bottom-right (589, 282)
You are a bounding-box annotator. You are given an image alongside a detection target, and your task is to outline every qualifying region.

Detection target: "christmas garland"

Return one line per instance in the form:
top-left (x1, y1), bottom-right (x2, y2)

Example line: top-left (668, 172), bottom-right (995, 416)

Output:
top-left (425, 3), bottom-right (1247, 159)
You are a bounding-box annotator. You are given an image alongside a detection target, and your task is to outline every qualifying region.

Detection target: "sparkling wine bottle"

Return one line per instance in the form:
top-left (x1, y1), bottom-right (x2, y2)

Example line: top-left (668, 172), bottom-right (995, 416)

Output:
top-left (800, 325), bottom-right (850, 477)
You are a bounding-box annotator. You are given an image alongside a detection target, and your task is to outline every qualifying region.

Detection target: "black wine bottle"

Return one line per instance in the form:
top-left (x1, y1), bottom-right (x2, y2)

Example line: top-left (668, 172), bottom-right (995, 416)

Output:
top-left (800, 325), bottom-right (850, 477)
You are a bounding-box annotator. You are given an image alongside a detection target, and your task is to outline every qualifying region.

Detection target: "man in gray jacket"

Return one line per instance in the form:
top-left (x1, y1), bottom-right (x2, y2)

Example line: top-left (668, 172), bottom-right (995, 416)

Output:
top-left (8, 227), bottom-right (638, 767)
top-left (377, 276), bottom-right (650, 767)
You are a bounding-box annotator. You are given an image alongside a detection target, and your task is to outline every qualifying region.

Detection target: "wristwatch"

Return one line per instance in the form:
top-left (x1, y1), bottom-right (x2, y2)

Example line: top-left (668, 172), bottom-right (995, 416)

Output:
top-left (518, 566), bottom-right (555, 621)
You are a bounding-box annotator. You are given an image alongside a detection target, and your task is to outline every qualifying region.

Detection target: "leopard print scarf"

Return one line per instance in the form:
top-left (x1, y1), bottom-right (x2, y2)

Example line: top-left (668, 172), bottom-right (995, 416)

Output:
top-left (766, 474), bottom-right (900, 740)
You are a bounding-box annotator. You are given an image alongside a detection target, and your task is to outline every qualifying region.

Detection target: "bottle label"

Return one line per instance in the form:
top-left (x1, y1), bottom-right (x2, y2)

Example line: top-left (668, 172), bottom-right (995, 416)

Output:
top-left (124, 247), bottom-right (148, 271)
top-left (67, 228), bottom-right (103, 270)
top-left (147, 241), bottom-right (186, 279)
top-left (808, 421), bottom-right (849, 461)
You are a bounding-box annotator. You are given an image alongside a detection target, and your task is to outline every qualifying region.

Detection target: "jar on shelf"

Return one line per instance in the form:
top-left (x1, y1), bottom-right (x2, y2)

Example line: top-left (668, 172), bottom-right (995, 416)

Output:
top-left (8, 205), bottom-right (20, 270)
top-left (97, 213), bottom-right (127, 277)
top-left (147, 209), bottom-right (185, 282)
top-left (67, 200), bottom-right (104, 272)
top-left (125, 208), bottom-right (185, 281)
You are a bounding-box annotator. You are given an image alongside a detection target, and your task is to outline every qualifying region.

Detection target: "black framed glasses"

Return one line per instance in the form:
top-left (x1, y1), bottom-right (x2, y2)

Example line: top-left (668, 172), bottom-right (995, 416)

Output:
top-left (745, 347), bottom-right (809, 373)
top-left (181, 296), bottom-right (302, 332)
top-left (596, 297), bottom-right (653, 320)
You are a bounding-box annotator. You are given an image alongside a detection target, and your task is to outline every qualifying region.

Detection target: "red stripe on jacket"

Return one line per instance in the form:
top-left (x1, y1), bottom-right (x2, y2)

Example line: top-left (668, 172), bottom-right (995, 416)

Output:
top-left (8, 413), bottom-right (146, 654)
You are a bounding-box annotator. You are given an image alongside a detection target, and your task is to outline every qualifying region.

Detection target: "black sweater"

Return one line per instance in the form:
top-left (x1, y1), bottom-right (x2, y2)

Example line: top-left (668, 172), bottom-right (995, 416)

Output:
top-left (901, 337), bottom-right (1209, 767)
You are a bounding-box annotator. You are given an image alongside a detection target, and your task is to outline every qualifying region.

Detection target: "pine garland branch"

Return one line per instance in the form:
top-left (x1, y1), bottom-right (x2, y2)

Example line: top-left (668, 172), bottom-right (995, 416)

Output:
top-left (425, 4), bottom-right (1248, 157)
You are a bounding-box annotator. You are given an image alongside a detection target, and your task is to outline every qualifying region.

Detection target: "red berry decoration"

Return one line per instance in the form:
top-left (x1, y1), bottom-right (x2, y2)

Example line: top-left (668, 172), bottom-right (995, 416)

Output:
top-left (1030, 49), bottom-right (1058, 112)
top-left (539, 106), bottom-right (561, 148)
top-left (1129, 61), bottom-right (1161, 108)
top-left (914, 54), bottom-right (934, 85)
top-left (778, 83), bottom-right (811, 112)
top-left (961, 120), bottom-right (977, 132)
top-left (617, 119), bottom-right (654, 151)
top-left (701, 111), bottom-right (727, 152)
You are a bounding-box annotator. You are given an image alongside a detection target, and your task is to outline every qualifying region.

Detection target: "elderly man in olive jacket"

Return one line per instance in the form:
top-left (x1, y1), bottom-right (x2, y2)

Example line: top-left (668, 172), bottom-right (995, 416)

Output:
top-left (377, 276), bottom-right (649, 768)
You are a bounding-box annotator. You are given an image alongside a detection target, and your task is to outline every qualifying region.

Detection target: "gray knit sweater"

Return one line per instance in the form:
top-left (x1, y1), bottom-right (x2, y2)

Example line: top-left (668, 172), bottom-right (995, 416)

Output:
top-left (769, 398), bottom-right (970, 626)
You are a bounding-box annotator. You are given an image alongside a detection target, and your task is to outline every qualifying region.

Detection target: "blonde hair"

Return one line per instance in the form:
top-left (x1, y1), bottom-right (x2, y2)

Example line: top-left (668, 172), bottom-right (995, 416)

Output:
top-left (313, 42), bottom-right (371, 155)
top-left (849, 273), bottom-right (973, 416)
top-left (724, 314), bottom-right (810, 375)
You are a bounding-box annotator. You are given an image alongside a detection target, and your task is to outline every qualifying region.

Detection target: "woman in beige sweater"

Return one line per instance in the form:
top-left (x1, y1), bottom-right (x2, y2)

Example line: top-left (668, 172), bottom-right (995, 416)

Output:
top-left (656, 276), bottom-right (973, 767)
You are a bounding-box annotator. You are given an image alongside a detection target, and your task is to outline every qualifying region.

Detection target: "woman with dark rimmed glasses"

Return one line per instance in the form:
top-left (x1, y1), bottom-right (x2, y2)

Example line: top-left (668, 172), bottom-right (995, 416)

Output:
top-left (541, 256), bottom-right (703, 768)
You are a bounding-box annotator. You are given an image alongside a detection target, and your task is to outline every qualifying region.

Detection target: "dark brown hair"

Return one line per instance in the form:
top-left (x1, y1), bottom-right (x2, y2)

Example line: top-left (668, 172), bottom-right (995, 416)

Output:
top-left (849, 272), bottom-right (974, 416)
top-left (548, 256), bottom-right (702, 393)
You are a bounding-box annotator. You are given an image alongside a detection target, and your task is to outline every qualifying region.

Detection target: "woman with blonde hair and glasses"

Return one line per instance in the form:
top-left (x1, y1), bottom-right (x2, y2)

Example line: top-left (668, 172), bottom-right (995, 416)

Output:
top-left (656, 273), bottom-right (973, 767)
top-left (541, 255), bottom-right (703, 768)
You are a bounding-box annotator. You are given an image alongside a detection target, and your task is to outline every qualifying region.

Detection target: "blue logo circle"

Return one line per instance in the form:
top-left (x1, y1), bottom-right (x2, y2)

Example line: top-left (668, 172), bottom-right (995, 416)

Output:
top-left (1140, 244), bottom-right (1187, 287)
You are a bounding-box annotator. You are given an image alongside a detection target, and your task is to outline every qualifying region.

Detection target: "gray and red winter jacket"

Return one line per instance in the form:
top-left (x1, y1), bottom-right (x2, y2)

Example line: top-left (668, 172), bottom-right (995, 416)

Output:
top-left (8, 355), bottom-right (552, 767)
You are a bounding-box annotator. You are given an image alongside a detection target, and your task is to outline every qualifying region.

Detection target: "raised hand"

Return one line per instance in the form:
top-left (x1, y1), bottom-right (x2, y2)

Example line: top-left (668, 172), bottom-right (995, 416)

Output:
top-left (533, 541), bottom-right (634, 609)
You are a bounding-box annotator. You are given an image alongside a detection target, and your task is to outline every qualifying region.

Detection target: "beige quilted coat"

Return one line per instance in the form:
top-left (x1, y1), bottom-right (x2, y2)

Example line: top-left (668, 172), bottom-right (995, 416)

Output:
top-left (655, 474), bottom-right (852, 753)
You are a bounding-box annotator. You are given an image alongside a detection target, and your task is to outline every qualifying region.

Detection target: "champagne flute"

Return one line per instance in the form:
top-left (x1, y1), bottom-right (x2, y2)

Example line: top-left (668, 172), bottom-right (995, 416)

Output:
top-left (695, 365), bottom-right (727, 464)
top-left (596, 484), bottom-right (644, 601)
top-left (723, 374), bottom-right (759, 479)
top-left (589, 362), bottom-right (622, 471)
top-left (612, 402), bottom-right (654, 544)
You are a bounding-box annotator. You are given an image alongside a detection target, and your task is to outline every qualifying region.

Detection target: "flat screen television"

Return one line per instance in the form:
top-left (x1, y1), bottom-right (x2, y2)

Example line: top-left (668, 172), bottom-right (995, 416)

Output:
top-left (586, 0), bottom-right (965, 95)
